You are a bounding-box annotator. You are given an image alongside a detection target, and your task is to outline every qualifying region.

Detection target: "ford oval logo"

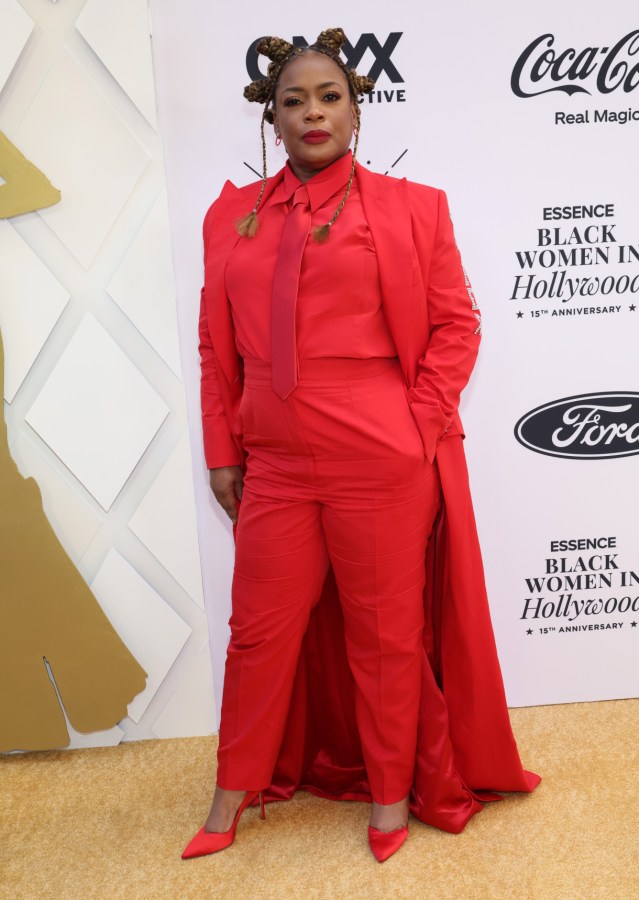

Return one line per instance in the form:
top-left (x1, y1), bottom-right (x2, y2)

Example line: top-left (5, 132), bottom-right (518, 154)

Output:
top-left (514, 393), bottom-right (639, 459)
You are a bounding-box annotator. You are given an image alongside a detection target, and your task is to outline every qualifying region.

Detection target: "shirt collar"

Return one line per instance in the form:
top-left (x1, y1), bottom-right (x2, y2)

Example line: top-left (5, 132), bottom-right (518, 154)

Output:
top-left (272, 150), bottom-right (353, 212)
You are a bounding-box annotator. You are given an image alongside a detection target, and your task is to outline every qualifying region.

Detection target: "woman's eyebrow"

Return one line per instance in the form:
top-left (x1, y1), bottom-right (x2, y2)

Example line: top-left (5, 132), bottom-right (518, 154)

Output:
top-left (281, 81), bottom-right (341, 93)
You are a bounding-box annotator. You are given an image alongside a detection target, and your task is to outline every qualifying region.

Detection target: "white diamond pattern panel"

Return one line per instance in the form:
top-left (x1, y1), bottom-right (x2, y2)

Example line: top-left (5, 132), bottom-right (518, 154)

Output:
top-left (90, 550), bottom-right (192, 724)
top-left (0, 221), bottom-right (69, 402)
top-left (151, 643), bottom-right (216, 739)
top-left (76, 0), bottom-right (158, 128)
top-left (24, 313), bottom-right (169, 510)
top-left (107, 189), bottom-right (182, 376)
top-left (0, 0), bottom-right (33, 94)
top-left (129, 434), bottom-right (205, 608)
top-left (14, 49), bottom-right (149, 268)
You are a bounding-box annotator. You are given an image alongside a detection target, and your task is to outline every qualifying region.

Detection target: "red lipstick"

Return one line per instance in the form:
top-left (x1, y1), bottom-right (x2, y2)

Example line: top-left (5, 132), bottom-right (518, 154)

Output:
top-left (302, 130), bottom-right (331, 143)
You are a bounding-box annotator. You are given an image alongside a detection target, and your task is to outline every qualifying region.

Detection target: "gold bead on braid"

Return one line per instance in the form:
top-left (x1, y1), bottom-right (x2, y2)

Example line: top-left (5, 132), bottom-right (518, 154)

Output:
top-left (235, 109), bottom-right (269, 238)
top-left (236, 28), bottom-right (375, 241)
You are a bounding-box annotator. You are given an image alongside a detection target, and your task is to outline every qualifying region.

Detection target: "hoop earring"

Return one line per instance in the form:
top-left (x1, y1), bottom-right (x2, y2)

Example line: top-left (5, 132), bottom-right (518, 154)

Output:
top-left (275, 135), bottom-right (282, 147)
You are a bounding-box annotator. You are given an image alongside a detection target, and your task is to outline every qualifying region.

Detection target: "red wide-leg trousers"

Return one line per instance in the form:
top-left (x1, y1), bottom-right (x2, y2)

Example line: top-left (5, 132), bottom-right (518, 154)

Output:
top-left (215, 358), bottom-right (441, 804)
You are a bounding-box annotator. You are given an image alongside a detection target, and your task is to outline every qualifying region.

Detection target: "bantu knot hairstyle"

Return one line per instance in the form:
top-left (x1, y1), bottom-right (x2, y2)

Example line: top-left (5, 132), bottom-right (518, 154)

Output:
top-left (236, 27), bottom-right (375, 242)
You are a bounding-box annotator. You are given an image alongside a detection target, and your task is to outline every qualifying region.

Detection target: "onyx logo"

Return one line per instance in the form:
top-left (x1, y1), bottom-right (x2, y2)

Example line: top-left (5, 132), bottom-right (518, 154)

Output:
top-left (511, 31), bottom-right (639, 98)
top-left (514, 393), bottom-right (639, 459)
top-left (246, 33), bottom-right (404, 84)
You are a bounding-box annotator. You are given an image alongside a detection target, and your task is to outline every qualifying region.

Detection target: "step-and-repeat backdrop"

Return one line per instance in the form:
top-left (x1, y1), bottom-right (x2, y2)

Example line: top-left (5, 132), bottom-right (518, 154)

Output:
top-left (150, 0), bottom-right (639, 709)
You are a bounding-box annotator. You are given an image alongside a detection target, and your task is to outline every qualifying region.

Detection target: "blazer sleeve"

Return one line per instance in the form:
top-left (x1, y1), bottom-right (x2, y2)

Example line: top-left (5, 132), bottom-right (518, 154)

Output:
top-left (199, 189), bottom-right (243, 469)
top-left (199, 290), bottom-right (242, 469)
top-left (406, 188), bottom-right (482, 463)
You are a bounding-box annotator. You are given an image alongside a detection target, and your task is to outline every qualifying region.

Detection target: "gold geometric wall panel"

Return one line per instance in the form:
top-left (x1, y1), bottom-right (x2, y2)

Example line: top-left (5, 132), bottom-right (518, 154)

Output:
top-left (0, 0), bottom-right (213, 752)
top-left (0, 132), bottom-right (61, 219)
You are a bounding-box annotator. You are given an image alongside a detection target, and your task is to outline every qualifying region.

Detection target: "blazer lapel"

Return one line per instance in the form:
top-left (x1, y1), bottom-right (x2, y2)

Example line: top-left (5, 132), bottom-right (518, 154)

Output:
top-left (356, 163), bottom-right (418, 385)
top-left (205, 172), bottom-right (285, 390)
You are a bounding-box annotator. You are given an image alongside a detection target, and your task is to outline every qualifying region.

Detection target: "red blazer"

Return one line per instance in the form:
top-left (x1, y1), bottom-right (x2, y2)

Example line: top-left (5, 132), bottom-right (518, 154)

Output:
top-left (199, 162), bottom-right (539, 833)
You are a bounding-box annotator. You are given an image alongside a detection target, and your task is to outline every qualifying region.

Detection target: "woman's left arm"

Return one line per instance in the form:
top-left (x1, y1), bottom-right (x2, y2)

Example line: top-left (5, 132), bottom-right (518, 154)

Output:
top-left (406, 187), bottom-right (481, 462)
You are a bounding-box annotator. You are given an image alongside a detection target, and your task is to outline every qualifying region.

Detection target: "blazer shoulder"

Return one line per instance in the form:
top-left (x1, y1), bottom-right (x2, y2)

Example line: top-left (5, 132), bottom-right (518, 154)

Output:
top-left (202, 180), bottom-right (239, 242)
top-left (356, 163), bottom-right (442, 206)
top-left (355, 164), bottom-right (404, 193)
top-left (202, 171), bottom-right (282, 244)
top-left (404, 180), bottom-right (448, 232)
top-left (208, 170), bottom-right (283, 208)
top-left (404, 179), bottom-right (442, 203)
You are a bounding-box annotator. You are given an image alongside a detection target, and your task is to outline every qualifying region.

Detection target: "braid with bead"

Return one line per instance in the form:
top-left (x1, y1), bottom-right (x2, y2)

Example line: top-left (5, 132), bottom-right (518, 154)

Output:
top-left (236, 27), bottom-right (375, 241)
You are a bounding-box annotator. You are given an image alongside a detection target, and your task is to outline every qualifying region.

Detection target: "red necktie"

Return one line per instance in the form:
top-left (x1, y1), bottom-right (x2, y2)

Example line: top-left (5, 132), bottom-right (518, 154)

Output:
top-left (271, 185), bottom-right (311, 399)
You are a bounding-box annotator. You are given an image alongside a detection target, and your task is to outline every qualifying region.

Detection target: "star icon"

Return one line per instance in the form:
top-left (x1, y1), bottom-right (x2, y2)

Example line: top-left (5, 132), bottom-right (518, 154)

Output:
top-left (631, 621), bottom-right (637, 627)
top-left (526, 628), bottom-right (533, 635)
top-left (630, 304), bottom-right (637, 312)
top-left (516, 311), bottom-right (524, 319)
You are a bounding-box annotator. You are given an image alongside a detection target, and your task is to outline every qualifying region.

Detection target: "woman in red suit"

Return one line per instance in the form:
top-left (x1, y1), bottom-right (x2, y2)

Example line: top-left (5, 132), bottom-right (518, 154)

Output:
top-left (182, 27), bottom-right (539, 863)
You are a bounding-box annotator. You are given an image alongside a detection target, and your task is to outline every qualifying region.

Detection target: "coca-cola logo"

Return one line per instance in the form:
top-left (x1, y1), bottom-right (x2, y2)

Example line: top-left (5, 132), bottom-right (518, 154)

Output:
top-left (514, 393), bottom-right (639, 459)
top-left (511, 31), bottom-right (639, 98)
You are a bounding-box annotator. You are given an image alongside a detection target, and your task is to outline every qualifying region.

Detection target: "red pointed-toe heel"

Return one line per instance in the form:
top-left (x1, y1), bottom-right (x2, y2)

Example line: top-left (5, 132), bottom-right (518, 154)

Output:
top-left (181, 790), bottom-right (266, 859)
top-left (368, 823), bottom-right (409, 862)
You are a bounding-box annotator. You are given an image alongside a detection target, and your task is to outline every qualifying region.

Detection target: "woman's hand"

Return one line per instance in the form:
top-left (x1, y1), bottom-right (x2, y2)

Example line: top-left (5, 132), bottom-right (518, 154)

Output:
top-left (209, 466), bottom-right (244, 524)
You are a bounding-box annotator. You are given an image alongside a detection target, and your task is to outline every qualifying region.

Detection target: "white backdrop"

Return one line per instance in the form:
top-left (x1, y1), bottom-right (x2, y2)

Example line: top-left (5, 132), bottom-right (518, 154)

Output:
top-left (150, 0), bottom-right (639, 714)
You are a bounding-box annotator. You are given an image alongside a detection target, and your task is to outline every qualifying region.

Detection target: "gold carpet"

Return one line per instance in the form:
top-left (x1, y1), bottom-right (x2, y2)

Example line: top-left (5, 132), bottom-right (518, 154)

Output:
top-left (1, 699), bottom-right (638, 900)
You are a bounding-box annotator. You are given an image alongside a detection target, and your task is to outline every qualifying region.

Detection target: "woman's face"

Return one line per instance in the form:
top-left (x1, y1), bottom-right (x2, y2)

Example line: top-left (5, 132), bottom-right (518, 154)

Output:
top-left (272, 52), bottom-right (357, 181)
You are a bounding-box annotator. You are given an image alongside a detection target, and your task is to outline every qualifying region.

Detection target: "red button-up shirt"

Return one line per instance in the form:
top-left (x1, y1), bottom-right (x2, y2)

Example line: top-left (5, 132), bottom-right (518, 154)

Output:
top-left (224, 150), bottom-right (397, 361)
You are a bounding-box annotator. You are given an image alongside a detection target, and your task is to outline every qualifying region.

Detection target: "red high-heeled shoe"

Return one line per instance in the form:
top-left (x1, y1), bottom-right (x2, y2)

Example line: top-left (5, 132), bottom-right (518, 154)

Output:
top-left (368, 823), bottom-right (408, 862)
top-left (181, 790), bottom-right (266, 859)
